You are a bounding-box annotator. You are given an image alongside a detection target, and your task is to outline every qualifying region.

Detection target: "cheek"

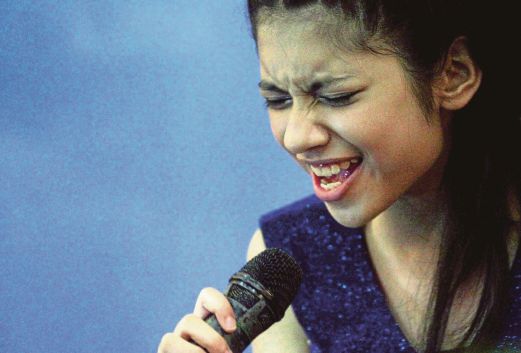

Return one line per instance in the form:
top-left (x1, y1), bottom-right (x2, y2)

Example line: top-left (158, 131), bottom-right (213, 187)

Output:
top-left (335, 97), bottom-right (443, 171)
top-left (328, 105), bottom-right (387, 153)
top-left (269, 113), bottom-right (286, 146)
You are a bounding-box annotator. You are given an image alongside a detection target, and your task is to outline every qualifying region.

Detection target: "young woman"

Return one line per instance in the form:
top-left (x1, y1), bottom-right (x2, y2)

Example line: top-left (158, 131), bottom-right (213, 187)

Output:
top-left (158, 1), bottom-right (521, 352)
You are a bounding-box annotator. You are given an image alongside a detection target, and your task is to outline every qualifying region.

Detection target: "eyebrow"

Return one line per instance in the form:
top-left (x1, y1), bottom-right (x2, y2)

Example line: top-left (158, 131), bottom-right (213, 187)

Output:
top-left (258, 80), bottom-right (287, 93)
top-left (258, 76), bottom-right (353, 93)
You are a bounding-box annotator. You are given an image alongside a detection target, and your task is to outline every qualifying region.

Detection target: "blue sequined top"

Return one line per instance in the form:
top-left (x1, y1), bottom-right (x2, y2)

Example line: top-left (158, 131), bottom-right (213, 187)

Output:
top-left (259, 195), bottom-right (521, 353)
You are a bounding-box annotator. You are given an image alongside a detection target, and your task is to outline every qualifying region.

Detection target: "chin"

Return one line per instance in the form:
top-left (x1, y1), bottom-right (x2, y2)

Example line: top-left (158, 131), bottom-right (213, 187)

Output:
top-left (323, 202), bottom-right (371, 229)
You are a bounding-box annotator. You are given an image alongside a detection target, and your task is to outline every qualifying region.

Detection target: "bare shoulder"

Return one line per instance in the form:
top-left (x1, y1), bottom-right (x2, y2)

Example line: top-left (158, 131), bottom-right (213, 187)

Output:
top-left (246, 229), bottom-right (310, 353)
top-left (246, 228), bottom-right (267, 261)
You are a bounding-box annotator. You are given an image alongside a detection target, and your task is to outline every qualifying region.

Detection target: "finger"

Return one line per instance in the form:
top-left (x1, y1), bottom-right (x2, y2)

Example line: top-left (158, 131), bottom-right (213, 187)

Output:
top-left (157, 332), bottom-right (205, 353)
top-left (193, 287), bottom-right (236, 333)
top-left (174, 314), bottom-right (232, 353)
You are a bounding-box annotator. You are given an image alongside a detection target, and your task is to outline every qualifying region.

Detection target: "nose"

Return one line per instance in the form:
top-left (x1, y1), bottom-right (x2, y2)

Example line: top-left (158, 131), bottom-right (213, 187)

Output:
top-left (283, 106), bottom-right (330, 154)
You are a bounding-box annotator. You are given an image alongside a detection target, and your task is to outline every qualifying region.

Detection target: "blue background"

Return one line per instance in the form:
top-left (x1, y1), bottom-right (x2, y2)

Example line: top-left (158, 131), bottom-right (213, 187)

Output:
top-left (0, 1), bottom-right (309, 352)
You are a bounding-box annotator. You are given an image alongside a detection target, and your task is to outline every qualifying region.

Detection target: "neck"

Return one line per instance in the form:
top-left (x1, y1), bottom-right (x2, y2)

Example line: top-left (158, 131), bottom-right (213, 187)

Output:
top-left (364, 189), bottom-right (448, 276)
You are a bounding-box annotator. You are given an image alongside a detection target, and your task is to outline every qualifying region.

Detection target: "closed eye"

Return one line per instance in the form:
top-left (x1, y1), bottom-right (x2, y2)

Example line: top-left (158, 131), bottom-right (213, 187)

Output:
top-left (263, 96), bottom-right (292, 110)
top-left (318, 92), bottom-right (358, 107)
top-left (262, 91), bottom-right (360, 110)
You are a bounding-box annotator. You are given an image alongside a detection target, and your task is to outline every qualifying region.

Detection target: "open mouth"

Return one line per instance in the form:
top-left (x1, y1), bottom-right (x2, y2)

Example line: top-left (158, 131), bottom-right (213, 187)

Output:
top-left (310, 157), bottom-right (363, 191)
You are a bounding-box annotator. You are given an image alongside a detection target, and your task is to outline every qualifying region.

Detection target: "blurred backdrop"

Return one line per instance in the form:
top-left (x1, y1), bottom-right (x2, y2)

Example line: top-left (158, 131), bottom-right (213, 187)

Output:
top-left (0, 1), bottom-right (309, 352)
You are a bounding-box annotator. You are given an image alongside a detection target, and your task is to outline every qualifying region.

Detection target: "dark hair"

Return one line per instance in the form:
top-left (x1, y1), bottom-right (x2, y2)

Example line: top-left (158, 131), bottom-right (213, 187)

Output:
top-left (247, 1), bottom-right (521, 352)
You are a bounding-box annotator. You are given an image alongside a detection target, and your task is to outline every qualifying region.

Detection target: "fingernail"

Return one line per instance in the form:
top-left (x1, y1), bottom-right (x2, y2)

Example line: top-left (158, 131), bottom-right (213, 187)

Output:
top-left (225, 316), bottom-right (236, 330)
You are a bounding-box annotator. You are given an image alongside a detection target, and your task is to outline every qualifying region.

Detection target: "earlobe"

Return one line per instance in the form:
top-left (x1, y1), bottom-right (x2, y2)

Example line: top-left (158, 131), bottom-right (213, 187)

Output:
top-left (435, 36), bottom-right (482, 111)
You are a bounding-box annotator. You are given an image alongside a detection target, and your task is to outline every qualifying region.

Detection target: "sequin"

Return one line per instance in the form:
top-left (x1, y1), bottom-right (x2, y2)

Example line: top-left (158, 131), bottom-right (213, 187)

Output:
top-left (259, 195), bottom-right (521, 352)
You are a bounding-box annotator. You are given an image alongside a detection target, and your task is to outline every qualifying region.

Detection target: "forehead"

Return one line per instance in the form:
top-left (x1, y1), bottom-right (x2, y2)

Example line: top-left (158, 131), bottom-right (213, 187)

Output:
top-left (257, 19), bottom-right (362, 87)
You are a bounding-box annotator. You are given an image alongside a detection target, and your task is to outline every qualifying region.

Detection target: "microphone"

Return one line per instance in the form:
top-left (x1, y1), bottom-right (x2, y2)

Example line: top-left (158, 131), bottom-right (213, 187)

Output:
top-left (202, 248), bottom-right (303, 353)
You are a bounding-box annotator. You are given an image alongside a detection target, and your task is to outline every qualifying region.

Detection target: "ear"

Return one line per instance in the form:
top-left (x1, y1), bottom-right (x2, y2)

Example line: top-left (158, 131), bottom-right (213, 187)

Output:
top-left (434, 36), bottom-right (482, 111)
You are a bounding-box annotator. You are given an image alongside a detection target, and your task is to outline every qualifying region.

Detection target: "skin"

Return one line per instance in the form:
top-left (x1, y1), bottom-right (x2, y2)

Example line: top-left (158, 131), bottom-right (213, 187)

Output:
top-left (257, 20), bottom-right (450, 231)
top-left (255, 8), bottom-right (482, 350)
top-left (158, 5), bottom-right (521, 353)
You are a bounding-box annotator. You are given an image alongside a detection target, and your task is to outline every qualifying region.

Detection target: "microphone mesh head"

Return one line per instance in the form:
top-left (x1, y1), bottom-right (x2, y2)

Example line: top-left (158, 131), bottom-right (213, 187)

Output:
top-left (235, 248), bottom-right (303, 319)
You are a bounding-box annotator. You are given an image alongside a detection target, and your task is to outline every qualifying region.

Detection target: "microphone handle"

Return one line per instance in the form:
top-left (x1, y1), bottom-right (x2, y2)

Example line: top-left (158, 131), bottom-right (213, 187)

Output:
top-left (204, 296), bottom-right (250, 353)
top-left (194, 284), bottom-right (275, 353)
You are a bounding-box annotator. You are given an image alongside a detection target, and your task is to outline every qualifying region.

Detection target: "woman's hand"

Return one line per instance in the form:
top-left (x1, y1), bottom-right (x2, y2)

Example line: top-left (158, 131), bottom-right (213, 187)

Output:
top-left (157, 287), bottom-right (237, 353)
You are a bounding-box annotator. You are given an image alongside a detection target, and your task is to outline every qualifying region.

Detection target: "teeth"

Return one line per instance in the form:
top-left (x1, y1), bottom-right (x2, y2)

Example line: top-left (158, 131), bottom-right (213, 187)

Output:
top-left (310, 165), bottom-right (326, 177)
top-left (310, 158), bottom-right (361, 177)
top-left (340, 161), bottom-right (351, 169)
top-left (310, 164), bottom-right (338, 177)
top-left (324, 166), bottom-right (333, 177)
top-left (320, 181), bottom-right (342, 190)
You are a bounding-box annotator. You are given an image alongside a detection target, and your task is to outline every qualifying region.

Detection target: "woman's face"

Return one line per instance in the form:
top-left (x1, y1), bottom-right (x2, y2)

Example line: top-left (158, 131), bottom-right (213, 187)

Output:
top-left (257, 18), bottom-right (451, 228)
